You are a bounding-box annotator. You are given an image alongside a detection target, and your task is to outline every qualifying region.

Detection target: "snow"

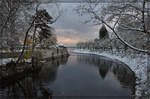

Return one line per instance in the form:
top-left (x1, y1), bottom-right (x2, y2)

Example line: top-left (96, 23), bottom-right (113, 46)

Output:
top-left (72, 49), bottom-right (148, 97)
top-left (0, 50), bottom-right (11, 53)
top-left (25, 59), bottom-right (32, 63)
top-left (0, 50), bottom-right (24, 53)
top-left (0, 58), bottom-right (17, 66)
top-left (0, 58), bottom-right (32, 66)
top-left (57, 43), bottom-right (65, 47)
top-left (47, 43), bottom-right (66, 48)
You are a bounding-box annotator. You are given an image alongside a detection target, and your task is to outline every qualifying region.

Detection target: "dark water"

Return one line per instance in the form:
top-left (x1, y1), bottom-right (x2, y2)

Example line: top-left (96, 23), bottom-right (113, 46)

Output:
top-left (0, 53), bottom-right (136, 99)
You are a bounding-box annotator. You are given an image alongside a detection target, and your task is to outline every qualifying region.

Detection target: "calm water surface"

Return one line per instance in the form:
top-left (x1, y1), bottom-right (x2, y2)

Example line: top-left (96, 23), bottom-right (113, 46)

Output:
top-left (0, 53), bottom-right (136, 99)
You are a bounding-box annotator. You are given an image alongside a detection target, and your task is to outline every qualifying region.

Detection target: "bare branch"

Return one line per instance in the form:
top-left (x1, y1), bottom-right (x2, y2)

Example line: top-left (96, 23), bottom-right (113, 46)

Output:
top-left (119, 23), bottom-right (150, 34)
top-left (142, 0), bottom-right (146, 33)
top-left (107, 12), bottom-right (143, 22)
top-left (113, 15), bottom-right (121, 30)
top-left (16, 17), bottom-right (36, 63)
top-left (126, 3), bottom-right (143, 12)
top-left (90, 9), bottom-right (150, 54)
top-left (102, 20), bottom-right (150, 54)
top-left (51, 4), bottom-right (62, 24)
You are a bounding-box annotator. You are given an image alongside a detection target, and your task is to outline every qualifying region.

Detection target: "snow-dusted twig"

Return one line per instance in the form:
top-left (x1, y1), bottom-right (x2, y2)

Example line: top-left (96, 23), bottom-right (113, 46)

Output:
top-left (90, 9), bottom-right (150, 54)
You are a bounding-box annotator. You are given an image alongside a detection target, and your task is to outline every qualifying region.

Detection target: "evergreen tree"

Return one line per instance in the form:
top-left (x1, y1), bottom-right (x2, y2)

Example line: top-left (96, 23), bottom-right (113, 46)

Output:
top-left (34, 9), bottom-right (57, 48)
top-left (99, 25), bottom-right (109, 39)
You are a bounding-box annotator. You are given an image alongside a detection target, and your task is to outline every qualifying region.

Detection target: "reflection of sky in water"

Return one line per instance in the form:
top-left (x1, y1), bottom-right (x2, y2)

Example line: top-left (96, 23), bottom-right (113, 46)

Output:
top-left (40, 3), bottom-right (100, 46)
top-left (0, 54), bottom-right (135, 98)
top-left (47, 54), bottom-right (133, 96)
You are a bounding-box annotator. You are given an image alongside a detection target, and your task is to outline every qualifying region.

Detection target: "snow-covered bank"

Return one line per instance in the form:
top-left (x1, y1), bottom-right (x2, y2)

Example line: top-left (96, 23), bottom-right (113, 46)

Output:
top-left (0, 58), bottom-right (16, 65)
top-left (0, 58), bottom-right (32, 66)
top-left (0, 46), bottom-right (69, 66)
top-left (73, 49), bottom-right (148, 96)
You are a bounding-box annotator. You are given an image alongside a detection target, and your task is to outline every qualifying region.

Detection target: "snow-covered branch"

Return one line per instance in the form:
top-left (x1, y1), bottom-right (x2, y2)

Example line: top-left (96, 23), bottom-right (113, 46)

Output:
top-left (119, 24), bottom-right (150, 34)
top-left (102, 20), bottom-right (150, 54)
top-left (89, 8), bottom-right (150, 54)
top-left (76, 0), bottom-right (150, 54)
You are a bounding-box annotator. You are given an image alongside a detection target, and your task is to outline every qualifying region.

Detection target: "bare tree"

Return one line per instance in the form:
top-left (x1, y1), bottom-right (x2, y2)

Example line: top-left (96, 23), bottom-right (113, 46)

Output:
top-left (76, 0), bottom-right (150, 54)
top-left (16, 6), bottom-right (61, 64)
top-left (0, 0), bottom-right (38, 63)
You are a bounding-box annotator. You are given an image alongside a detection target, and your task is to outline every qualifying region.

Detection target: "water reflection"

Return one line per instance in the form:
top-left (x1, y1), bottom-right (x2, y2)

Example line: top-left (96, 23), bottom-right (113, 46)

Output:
top-left (0, 55), bottom-right (69, 99)
top-left (0, 54), bottom-right (136, 99)
top-left (77, 54), bottom-right (135, 95)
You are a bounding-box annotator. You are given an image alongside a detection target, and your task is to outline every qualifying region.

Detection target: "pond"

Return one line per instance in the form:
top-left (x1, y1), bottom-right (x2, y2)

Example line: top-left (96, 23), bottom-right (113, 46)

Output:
top-left (0, 53), bottom-right (136, 99)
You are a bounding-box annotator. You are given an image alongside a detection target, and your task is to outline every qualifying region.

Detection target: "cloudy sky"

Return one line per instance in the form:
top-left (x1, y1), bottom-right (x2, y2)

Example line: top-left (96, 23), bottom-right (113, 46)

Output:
top-left (41, 3), bottom-right (100, 46)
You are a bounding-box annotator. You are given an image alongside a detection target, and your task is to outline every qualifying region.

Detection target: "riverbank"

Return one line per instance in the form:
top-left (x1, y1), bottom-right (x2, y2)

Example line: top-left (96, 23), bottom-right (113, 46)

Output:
top-left (73, 49), bottom-right (148, 97)
top-left (0, 46), bottom-right (69, 88)
top-left (0, 46), bottom-right (69, 66)
top-left (36, 46), bottom-right (69, 61)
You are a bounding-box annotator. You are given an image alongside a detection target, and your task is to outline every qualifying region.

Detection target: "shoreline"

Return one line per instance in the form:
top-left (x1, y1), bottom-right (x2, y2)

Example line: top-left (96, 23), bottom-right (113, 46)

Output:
top-left (72, 49), bottom-right (148, 97)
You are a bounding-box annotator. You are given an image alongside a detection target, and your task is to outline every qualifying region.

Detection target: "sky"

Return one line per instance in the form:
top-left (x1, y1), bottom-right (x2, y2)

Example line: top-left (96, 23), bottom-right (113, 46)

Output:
top-left (41, 3), bottom-right (100, 46)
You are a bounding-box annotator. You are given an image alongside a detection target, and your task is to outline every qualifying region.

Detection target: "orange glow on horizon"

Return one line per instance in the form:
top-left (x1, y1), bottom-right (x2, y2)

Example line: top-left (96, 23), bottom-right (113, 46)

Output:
top-left (57, 37), bottom-right (86, 45)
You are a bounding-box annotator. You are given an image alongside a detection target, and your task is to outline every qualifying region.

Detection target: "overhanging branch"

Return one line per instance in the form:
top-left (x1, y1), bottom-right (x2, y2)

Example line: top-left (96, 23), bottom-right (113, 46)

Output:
top-left (102, 20), bottom-right (150, 54)
top-left (91, 10), bottom-right (150, 54)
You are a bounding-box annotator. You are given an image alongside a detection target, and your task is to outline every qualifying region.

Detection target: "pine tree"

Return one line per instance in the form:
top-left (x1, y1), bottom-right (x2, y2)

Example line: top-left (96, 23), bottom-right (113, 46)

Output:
top-left (34, 9), bottom-right (57, 48)
top-left (99, 25), bottom-right (109, 39)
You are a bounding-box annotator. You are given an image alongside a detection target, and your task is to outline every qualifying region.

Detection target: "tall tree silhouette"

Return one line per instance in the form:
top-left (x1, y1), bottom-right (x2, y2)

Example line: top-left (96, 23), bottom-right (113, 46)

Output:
top-left (99, 25), bottom-right (109, 39)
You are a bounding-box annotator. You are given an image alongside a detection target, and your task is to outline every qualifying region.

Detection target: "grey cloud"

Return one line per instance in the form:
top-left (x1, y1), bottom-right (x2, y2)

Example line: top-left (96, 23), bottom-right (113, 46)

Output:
top-left (41, 3), bottom-right (100, 45)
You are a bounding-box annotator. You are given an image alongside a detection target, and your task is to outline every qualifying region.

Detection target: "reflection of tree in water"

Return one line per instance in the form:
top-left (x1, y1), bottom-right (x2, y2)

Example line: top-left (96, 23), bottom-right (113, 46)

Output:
top-left (99, 60), bottom-right (112, 79)
top-left (112, 63), bottom-right (136, 96)
top-left (38, 55), bottom-right (69, 83)
top-left (77, 54), bottom-right (112, 79)
top-left (1, 76), bottom-right (53, 99)
top-left (77, 54), bottom-right (135, 95)
top-left (0, 55), bottom-right (69, 99)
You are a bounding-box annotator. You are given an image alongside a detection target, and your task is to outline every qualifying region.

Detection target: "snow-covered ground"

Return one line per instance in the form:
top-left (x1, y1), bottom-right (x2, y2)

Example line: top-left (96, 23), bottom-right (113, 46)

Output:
top-left (73, 49), bottom-right (148, 97)
top-left (0, 50), bottom-right (22, 53)
top-left (0, 58), bottom-right (31, 66)
top-left (0, 58), bottom-right (16, 65)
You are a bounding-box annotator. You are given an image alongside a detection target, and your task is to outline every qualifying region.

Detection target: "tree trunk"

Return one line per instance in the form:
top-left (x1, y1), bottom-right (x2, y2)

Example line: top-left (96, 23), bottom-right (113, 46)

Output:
top-left (31, 26), bottom-right (37, 69)
top-left (16, 18), bottom-right (36, 64)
